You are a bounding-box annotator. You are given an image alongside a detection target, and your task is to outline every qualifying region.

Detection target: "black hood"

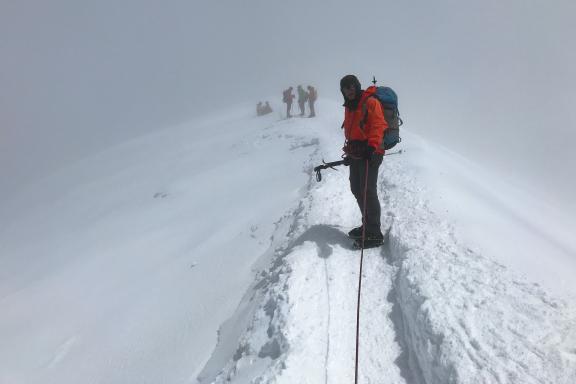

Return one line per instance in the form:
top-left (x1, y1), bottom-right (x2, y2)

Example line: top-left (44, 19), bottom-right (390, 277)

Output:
top-left (340, 74), bottom-right (362, 110)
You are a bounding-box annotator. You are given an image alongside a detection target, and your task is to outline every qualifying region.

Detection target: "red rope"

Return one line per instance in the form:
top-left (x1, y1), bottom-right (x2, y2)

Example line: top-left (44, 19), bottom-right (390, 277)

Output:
top-left (354, 159), bottom-right (370, 384)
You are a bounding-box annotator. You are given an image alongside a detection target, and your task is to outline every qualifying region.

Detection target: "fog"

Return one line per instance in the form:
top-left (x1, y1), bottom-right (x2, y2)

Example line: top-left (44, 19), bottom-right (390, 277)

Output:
top-left (1, 0), bottom-right (575, 210)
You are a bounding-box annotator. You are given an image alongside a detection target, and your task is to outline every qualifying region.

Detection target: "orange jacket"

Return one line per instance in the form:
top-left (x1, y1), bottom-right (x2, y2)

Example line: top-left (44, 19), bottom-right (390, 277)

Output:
top-left (342, 86), bottom-right (388, 154)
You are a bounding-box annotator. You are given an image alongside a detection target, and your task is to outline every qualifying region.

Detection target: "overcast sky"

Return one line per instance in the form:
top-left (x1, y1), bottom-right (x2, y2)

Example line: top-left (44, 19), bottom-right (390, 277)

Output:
top-left (1, 0), bottom-right (575, 209)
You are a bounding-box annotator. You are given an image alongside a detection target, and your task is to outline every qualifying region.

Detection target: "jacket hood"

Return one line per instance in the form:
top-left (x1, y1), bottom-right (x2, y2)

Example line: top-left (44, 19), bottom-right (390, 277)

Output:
top-left (343, 85), bottom-right (377, 110)
top-left (340, 74), bottom-right (362, 109)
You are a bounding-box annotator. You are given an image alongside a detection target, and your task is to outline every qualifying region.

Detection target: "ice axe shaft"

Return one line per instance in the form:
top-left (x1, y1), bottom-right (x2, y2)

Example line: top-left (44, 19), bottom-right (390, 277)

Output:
top-left (385, 149), bottom-right (403, 156)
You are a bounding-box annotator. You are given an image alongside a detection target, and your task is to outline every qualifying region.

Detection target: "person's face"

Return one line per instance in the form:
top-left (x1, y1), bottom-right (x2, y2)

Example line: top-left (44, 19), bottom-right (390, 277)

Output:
top-left (342, 85), bottom-right (356, 100)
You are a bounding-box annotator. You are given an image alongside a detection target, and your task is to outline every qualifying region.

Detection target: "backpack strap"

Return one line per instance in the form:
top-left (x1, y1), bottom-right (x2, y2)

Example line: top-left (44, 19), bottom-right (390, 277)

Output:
top-left (359, 98), bottom-right (370, 131)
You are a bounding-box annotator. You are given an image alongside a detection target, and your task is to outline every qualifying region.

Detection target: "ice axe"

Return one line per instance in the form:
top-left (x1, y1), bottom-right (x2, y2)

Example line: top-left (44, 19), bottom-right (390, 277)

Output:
top-left (314, 150), bottom-right (404, 182)
top-left (313, 159), bottom-right (347, 182)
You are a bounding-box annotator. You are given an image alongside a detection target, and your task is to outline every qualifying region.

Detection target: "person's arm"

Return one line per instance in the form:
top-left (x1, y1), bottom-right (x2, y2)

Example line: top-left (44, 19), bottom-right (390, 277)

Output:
top-left (365, 98), bottom-right (387, 151)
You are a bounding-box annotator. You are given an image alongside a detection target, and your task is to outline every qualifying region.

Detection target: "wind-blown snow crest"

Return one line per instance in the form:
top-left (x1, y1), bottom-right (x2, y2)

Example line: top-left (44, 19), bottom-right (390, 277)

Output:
top-left (382, 143), bottom-right (576, 384)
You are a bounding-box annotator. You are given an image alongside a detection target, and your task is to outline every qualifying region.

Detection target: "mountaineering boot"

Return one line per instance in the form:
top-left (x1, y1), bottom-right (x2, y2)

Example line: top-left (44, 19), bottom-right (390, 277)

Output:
top-left (348, 226), bottom-right (363, 240)
top-left (353, 238), bottom-right (384, 249)
top-left (352, 231), bottom-right (384, 249)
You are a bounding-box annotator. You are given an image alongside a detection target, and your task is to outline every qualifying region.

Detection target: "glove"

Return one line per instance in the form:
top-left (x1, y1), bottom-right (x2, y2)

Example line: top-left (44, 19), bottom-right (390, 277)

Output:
top-left (364, 145), bottom-right (375, 160)
top-left (364, 146), bottom-right (380, 166)
top-left (342, 156), bottom-right (351, 166)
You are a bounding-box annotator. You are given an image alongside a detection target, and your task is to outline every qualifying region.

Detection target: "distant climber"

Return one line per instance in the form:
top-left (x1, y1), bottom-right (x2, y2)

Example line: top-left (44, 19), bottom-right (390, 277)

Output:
top-left (256, 101), bottom-right (273, 117)
top-left (262, 101), bottom-right (273, 115)
top-left (307, 85), bottom-right (317, 117)
top-left (282, 87), bottom-right (295, 118)
top-left (340, 75), bottom-right (388, 248)
top-left (297, 85), bottom-right (309, 116)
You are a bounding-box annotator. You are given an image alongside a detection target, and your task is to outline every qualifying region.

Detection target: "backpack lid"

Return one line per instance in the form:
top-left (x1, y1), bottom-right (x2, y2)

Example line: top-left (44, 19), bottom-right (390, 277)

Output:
top-left (374, 86), bottom-right (398, 106)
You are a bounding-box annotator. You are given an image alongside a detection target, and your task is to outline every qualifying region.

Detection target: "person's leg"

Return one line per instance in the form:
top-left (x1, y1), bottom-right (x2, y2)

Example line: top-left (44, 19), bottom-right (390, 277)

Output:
top-left (349, 158), bottom-right (362, 206)
top-left (364, 155), bottom-right (383, 236)
top-left (350, 157), bottom-right (382, 236)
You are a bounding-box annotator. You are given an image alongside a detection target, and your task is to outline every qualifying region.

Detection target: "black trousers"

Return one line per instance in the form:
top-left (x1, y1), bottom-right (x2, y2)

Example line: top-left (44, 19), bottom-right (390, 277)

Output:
top-left (349, 155), bottom-right (383, 235)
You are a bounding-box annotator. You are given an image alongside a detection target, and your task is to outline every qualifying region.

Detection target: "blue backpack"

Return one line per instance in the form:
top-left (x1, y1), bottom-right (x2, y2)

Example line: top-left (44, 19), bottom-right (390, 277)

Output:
top-left (362, 86), bottom-right (403, 150)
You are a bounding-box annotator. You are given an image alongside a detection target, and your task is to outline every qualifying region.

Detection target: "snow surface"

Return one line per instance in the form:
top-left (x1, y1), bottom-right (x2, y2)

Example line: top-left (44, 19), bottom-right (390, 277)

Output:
top-left (1, 100), bottom-right (575, 383)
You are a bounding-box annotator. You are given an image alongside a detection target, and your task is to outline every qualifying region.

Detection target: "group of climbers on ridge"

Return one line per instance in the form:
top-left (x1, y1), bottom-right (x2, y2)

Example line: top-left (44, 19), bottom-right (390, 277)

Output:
top-left (282, 85), bottom-right (317, 118)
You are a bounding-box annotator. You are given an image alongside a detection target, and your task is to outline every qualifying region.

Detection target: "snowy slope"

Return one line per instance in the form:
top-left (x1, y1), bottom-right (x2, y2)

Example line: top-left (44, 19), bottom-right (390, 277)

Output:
top-left (1, 101), bottom-right (575, 384)
top-left (0, 105), bottom-right (315, 384)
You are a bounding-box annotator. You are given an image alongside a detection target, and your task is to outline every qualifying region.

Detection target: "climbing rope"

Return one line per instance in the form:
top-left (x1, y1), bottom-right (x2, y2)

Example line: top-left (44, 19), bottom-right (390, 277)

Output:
top-left (354, 159), bottom-right (370, 384)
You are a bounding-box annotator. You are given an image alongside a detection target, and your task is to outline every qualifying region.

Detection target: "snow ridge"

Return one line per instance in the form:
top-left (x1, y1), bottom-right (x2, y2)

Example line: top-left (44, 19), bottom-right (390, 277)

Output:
top-left (199, 115), bottom-right (576, 384)
top-left (4, 106), bottom-right (575, 384)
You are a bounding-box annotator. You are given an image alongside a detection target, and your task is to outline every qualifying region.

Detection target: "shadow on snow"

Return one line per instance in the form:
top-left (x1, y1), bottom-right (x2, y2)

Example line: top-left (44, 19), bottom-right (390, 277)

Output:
top-left (288, 224), bottom-right (356, 258)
